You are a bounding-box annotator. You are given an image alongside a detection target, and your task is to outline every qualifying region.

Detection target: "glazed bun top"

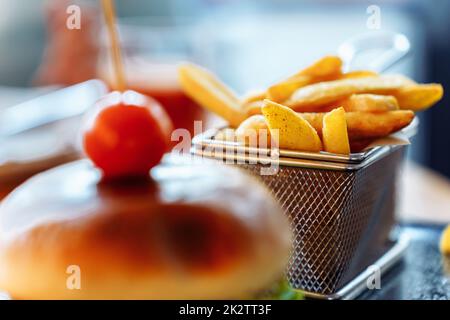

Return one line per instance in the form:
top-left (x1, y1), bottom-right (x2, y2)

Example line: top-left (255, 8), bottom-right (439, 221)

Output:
top-left (0, 156), bottom-right (291, 299)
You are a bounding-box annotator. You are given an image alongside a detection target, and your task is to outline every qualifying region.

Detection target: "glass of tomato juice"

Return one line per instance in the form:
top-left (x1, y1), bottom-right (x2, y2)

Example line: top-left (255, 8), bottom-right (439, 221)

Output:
top-left (97, 17), bottom-right (218, 138)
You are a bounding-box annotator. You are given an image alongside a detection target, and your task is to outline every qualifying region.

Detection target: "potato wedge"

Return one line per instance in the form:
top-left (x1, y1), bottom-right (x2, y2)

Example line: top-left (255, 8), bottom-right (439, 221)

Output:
top-left (286, 74), bottom-right (414, 111)
top-left (322, 107), bottom-right (350, 155)
top-left (178, 63), bottom-right (245, 127)
top-left (340, 94), bottom-right (399, 113)
top-left (394, 84), bottom-right (444, 111)
top-left (266, 56), bottom-right (343, 103)
top-left (261, 100), bottom-right (322, 151)
top-left (299, 110), bottom-right (415, 140)
top-left (235, 115), bottom-right (271, 147)
top-left (440, 224), bottom-right (450, 255)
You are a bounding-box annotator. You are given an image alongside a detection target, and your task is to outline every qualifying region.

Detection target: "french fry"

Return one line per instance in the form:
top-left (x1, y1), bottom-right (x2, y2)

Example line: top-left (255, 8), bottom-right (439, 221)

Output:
top-left (322, 107), bottom-right (350, 155)
top-left (394, 84), bottom-right (444, 111)
top-left (261, 100), bottom-right (322, 152)
top-left (242, 100), bottom-right (265, 117)
top-left (286, 75), bottom-right (415, 111)
top-left (339, 94), bottom-right (399, 113)
top-left (266, 56), bottom-right (343, 103)
top-left (241, 90), bottom-right (266, 105)
top-left (297, 55), bottom-right (343, 78)
top-left (178, 63), bottom-right (246, 127)
top-left (339, 70), bottom-right (378, 79)
top-left (245, 98), bottom-right (321, 116)
top-left (266, 76), bottom-right (311, 103)
top-left (235, 115), bottom-right (271, 147)
top-left (177, 55), bottom-right (442, 155)
top-left (240, 91), bottom-right (265, 117)
top-left (299, 110), bottom-right (415, 140)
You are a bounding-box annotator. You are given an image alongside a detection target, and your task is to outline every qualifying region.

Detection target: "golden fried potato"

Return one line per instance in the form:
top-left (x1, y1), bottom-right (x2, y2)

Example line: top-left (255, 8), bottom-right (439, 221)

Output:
top-left (299, 110), bottom-right (415, 140)
top-left (176, 56), bottom-right (441, 151)
top-left (240, 91), bottom-right (266, 117)
top-left (322, 107), bottom-right (350, 155)
top-left (297, 112), bottom-right (323, 133)
top-left (266, 76), bottom-right (311, 103)
top-left (243, 57), bottom-right (343, 108)
top-left (266, 56), bottom-right (343, 103)
top-left (286, 75), bottom-right (414, 111)
top-left (298, 56), bottom-right (343, 78)
top-left (440, 225), bottom-right (450, 255)
top-left (242, 100), bottom-right (265, 117)
top-left (394, 84), bottom-right (444, 111)
top-left (339, 94), bottom-right (399, 113)
top-left (241, 90), bottom-right (266, 105)
top-left (261, 100), bottom-right (322, 152)
top-left (339, 70), bottom-right (378, 79)
top-left (178, 63), bottom-right (245, 127)
top-left (235, 115), bottom-right (271, 147)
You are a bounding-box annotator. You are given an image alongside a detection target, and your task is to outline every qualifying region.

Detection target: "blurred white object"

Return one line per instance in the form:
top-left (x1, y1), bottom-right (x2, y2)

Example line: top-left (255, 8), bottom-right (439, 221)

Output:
top-left (0, 86), bottom-right (54, 109)
top-left (202, 9), bottom-right (423, 93)
top-left (0, 80), bottom-right (107, 184)
top-left (0, 80), bottom-right (106, 137)
top-left (338, 31), bottom-right (410, 72)
top-left (0, 291), bottom-right (10, 300)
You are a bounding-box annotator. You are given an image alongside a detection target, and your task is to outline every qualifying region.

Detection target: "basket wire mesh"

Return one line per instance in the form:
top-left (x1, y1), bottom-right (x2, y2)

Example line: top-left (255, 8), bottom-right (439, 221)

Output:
top-left (191, 130), bottom-right (408, 297)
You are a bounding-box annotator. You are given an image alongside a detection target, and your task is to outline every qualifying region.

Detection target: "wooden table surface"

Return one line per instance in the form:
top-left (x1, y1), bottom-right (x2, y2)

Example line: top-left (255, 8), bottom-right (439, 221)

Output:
top-left (399, 161), bottom-right (450, 224)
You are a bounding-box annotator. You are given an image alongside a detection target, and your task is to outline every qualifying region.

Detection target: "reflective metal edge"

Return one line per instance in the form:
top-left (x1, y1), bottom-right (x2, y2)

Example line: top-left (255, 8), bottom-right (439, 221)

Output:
top-left (191, 129), bottom-right (375, 164)
top-left (192, 117), bottom-right (418, 166)
top-left (191, 144), bottom-right (397, 171)
top-left (301, 234), bottom-right (410, 300)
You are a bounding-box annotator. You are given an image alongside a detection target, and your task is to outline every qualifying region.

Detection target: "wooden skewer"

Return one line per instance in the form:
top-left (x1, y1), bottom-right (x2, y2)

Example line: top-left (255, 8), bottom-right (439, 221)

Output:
top-left (101, 0), bottom-right (126, 91)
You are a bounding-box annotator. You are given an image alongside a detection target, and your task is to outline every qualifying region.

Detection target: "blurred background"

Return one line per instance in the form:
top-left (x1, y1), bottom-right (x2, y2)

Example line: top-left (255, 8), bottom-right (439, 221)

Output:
top-left (0, 0), bottom-right (448, 192)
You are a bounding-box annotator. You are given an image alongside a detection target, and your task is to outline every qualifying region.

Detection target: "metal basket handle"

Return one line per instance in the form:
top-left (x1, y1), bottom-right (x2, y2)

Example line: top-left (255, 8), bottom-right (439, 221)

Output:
top-left (338, 32), bottom-right (410, 73)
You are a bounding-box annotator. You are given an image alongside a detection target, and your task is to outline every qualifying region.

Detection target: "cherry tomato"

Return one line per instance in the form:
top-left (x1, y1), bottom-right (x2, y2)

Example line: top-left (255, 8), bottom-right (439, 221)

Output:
top-left (82, 90), bottom-right (173, 179)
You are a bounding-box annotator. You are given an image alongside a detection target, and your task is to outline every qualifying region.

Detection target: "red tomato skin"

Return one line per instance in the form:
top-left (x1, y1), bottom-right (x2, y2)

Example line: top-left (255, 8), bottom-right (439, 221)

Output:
top-left (82, 90), bottom-right (173, 179)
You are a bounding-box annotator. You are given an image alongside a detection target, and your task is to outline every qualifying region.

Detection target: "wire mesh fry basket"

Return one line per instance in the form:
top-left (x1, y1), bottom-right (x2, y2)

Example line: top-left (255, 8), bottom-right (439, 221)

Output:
top-left (191, 119), bottom-right (417, 299)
